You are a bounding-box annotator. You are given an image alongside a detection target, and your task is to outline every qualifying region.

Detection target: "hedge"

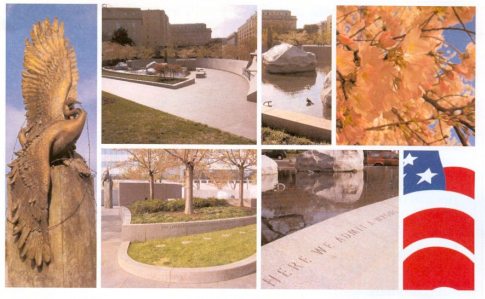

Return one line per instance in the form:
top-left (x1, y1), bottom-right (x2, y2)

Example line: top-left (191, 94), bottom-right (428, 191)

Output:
top-left (129, 198), bottom-right (228, 215)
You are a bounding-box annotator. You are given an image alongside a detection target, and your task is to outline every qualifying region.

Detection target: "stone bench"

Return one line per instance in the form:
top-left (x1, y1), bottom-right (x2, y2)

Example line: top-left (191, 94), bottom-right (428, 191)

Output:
top-left (196, 70), bottom-right (206, 78)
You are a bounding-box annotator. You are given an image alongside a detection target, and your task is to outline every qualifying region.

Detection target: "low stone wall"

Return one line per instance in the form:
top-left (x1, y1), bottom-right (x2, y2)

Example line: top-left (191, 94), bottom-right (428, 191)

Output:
top-left (196, 58), bottom-right (248, 78)
top-left (127, 59), bottom-right (166, 69)
top-left (225, 197), bottom-right (257, 208)
top-left (262, 107), bottom-right (331, 142)
top-left (121, 58), bottom-right (257, 101)
top-left (118, 181), bottom-right (182, 207)
top-left (118, 241), bottom-right (256, 283)
top-left (102, 69), bottom-right (195, 89)
top-left (120, 207), bottom-right (256, 242)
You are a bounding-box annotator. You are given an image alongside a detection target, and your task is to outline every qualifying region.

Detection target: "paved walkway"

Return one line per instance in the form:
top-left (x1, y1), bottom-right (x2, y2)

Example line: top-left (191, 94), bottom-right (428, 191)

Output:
top-left (101, 207), bottom-right (256, 288)
top-left (102, 69), bottom-right (256, 140)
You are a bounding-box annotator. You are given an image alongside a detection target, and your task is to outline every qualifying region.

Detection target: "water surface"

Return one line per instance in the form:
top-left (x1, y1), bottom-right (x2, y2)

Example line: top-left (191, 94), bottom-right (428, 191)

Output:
top-left (262, 166), bottom-right (398, 245)
top-left (262, 62), bottom-right (331, 119)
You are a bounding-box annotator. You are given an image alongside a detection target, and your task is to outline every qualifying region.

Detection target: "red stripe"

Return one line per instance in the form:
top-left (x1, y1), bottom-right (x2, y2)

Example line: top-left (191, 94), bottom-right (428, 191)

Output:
top-left (404, 247), bottom-right (474, 290)
top-left (404, 208), bottom-right (474, 253)
top-left (444, 167), bottom-right (474, 199)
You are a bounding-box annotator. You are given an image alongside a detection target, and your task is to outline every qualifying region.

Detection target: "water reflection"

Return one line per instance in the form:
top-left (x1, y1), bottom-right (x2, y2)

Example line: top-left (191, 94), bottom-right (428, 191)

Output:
top-left (263, 71), bottom-right (317, 94)
top-left (262, 63), bottom-right (331, 119)
top-left (296, 172), bottom-right (364, 204)
top-left (261, 166), bottom-right (398, 245)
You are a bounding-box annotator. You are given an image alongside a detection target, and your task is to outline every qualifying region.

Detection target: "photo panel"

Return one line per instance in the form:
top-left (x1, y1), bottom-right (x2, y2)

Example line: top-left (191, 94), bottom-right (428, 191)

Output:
top-left (101, 4), bottom-right (257, 145)
top-left (261, 149), bottom-right (399, 289)
top-left (336, 6), bottom-right (475, 146)
top-left (100, 148), bottom-right (257, 288)
top-left (401, 149), bottom-right (476, 290)
top-left (261, 4), bottom-right (332, 145)
top-left (5, 3), bottom-right (97, 287)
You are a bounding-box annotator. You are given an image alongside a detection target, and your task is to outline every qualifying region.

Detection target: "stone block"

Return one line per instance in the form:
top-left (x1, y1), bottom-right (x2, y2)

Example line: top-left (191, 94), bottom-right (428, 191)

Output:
top-left (263, 43), bottom-right (316, 74)
top-left (295, 150), bottom-right (364, 172)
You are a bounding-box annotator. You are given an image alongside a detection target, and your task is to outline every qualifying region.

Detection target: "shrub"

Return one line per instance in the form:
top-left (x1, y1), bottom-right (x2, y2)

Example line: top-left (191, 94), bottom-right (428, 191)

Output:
top-left (193, 198), bottom-right (228, 209)
top-left (129, 198), bottom-right (228, 215)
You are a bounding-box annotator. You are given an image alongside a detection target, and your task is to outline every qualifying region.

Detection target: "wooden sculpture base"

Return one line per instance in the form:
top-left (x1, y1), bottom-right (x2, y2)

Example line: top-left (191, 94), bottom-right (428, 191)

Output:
top-left (6, 164), bottom-right (96, 287)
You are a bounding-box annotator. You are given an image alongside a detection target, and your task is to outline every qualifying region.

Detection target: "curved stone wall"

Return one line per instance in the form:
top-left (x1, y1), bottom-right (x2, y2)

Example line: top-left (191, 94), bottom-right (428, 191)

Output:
top-left (118, 242), bottom-right (256, 283)
top-left (114, 58), bottom-right (257, 101)
top-left (120, 207), bottom-right (256, 242)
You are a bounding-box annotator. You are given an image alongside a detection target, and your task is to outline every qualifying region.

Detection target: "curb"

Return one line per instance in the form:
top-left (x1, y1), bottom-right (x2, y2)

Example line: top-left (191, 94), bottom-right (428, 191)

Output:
top-left (118, 241), bottom-right (256, 283)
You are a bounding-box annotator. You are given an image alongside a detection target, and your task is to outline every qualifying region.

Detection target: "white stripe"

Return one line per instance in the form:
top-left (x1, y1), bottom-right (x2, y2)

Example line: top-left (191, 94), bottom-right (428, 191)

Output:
top-left (401, 190), bottom-right (476, 219)
top-left (402, 238), bottom-right (475, 264)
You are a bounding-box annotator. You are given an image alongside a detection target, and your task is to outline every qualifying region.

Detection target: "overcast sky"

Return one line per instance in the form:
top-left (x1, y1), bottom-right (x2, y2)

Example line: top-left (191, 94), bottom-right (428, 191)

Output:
top-left (104, 2), bottom-right (256, 38)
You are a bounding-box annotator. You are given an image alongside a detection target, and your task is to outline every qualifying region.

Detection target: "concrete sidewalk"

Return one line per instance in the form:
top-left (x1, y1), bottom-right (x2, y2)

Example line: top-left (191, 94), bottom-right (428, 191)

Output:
top-left (102, 68), bottom-right (256, 140)
top-left (101, 207), bottom-right (256, 288)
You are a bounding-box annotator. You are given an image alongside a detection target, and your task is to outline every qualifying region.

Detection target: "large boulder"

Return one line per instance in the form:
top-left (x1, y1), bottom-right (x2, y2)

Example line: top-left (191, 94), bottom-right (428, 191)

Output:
top-left (145, 61), bottom-right (158, 69)
top-left (262, 155), bottom-right (278, 175)
top-left (263, 43), bottom-right (316, 74)
top-left (262, 173), bottom-right (278, 192)
top-left (267, 215), bottom-right (305, 236)
top-left (113, 61), bottom-right (128, 70)
top-left (296, 150), bottom-right (364, 172)
top-left (321, 71), bottom-right (332, 119)
top-left (321, 70), bottom-right (331, 105)
top-left (146, 68), bottom-right (157, 75)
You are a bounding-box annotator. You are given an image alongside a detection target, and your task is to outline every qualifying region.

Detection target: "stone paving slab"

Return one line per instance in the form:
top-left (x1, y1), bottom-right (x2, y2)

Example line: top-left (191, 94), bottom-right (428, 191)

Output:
top-left (101, 207), bottom-right (256, 288)
top-left (102, 68), bottom-right (256, 140)
top-left (261, 197), bottom-right (398, 289)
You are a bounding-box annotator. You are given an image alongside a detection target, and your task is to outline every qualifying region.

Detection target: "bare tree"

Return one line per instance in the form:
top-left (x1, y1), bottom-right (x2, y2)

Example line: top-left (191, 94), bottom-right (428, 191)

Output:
top-left (164, 149), bottom-right (210, 214)
top-left (220, 150), bottom-right (257, 207)
top-left (207, 170), bottom-right (234, 190)
top-left (123, 149), bottom-right (177, 200)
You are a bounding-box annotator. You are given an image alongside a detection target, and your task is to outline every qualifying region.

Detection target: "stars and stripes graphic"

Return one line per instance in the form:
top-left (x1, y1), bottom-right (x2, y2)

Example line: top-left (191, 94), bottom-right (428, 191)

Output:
top-left (403, 151), bottom-right (474, 198)
top-left (402, 150), bottom-right (475, 290)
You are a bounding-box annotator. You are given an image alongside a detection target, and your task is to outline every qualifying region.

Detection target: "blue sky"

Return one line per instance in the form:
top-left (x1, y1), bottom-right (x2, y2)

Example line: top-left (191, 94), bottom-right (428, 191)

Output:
top-left (443, 16), bottom-right (475, 145)
top-left (5, 4), bottom-right (97, 170)
top-left (443, 16), bottom-right (475, 64)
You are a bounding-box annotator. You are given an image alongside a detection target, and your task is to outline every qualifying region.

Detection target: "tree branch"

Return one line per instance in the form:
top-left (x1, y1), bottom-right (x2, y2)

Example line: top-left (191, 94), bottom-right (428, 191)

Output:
top-left (366, 117), bottom-right (434, 131)
top-left (452, 7), bottom-right (475, 44)
top-left (453, 125), bottom-right (469, 146)
top-left (422, 26), bottom-right (475, 35)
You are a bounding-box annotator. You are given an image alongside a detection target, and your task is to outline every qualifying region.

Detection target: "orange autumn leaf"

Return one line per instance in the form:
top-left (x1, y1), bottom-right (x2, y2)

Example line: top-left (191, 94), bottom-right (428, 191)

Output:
top-left (336, 5), bottom-right (475, 146)
top-left (337, 34), bottom-right (355, 48)
top-left (337, 46), bottom-right (355, 76)
top-left (378, 31), bottom-right (397, 49)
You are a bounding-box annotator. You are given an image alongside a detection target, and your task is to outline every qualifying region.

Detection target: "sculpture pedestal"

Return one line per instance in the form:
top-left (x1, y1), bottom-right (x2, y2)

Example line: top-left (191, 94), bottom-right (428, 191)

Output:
top-left (104, 181), bottom-right (113, 209)
top-left (6, 164), bottom-right (96, 287)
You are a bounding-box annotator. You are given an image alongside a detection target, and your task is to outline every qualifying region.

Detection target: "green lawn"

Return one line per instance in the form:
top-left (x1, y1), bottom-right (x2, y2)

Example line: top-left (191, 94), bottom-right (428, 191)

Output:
top-left (102, 69), bottom-right (185, 84)
top-left (262, 126), bottom-right (329, 145)
top-left (128, 224), bottom-right (256, 268)
top-left (131, 206), bottom-right (256, 224)
top-left (102, 91), bottom-right (254, 144)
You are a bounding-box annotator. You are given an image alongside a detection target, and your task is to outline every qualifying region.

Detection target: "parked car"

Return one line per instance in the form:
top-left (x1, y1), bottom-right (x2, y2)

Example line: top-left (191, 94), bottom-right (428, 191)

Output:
top-left (262, 150), bottom-right (287, 160)
top-left (365, 151), bottom-right (398, 166)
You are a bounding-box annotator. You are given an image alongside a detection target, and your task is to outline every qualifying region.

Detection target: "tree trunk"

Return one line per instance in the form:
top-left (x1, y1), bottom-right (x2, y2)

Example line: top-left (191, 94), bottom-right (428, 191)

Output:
top-left (149, 173), bottom-right (155, 200)
top-left (184, 164), bottom-right (194, 214)
top-left (239, 167), bottom-right (245, 207)
top-left (6, 163), bottom-right (96, 287)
